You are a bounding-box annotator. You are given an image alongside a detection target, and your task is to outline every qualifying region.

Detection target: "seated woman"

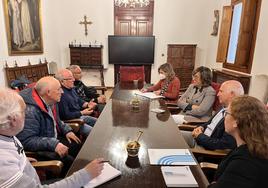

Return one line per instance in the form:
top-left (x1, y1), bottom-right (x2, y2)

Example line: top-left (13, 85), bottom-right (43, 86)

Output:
top-left (177, 66), bottom-right (215, 118)
top-left (208, 96), bottom-right (268, 188)
top-left (141, 63), bottom-right (180, 103)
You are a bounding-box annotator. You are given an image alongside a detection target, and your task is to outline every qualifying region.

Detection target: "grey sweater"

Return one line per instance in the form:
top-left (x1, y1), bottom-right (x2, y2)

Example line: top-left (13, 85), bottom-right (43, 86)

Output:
top-left (0, 135), bottom-right (91, 188)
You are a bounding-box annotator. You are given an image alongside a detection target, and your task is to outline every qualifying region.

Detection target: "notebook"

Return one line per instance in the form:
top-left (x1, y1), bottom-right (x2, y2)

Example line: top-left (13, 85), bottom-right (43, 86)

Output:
top-left (148, 149), bottom-right (197, 165)
top-left (161, 166), bottom-right (198, 187)
top-left (84, 163), bottom-right (121, 188)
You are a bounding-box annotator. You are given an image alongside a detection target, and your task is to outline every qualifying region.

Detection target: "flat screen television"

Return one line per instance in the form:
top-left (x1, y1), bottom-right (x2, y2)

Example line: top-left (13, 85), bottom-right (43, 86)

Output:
top-left (108, 35), bottom-right (155, 65)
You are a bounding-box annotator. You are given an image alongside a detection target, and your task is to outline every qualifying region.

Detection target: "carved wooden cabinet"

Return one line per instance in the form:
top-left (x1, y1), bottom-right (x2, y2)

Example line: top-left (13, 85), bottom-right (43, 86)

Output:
top-left (69, 45), bottom-right (105, 88)
top-left (69, 45), bottom-right (103, 67)
top-left (167, 44), bottom-right (197, 89)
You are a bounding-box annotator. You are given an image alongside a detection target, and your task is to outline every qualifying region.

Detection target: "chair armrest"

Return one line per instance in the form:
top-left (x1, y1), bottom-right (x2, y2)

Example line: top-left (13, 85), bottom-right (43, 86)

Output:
top-left (64, 118), bottom-right (84, 125)
top-left (25, 151), bottom-right (38, 158)
top-left (67, 123), bottom-right (80, 133)
top-left (31, 160), bottom-right (63, 177)
top-left (200, 162), bottom-right (218, 170)
top-left (165, 102), bottom-right (178, 106)
top-left (178, 124), bottom-right (197, 131)
top-left (92, 86), bottom-right (107, 95)
top-left (191, 148), bottom-right (230, 158)
top-left (93, 86), bottom-right (107, 91)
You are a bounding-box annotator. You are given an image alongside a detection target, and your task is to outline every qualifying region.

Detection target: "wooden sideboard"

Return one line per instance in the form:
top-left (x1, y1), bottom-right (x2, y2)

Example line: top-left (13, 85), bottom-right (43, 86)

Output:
top-left (212, 69), bottom-right (251, 94)
top-left (69, 45), bottom-right (103, 67)
top-left (167, 44), bottom-right (197, 90)
top-left (69, 45), bottom-right (105, 89)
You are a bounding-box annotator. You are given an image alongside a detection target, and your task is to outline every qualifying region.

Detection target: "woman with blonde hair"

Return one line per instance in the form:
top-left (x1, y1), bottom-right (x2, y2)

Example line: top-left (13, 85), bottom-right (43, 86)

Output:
top-left (141, 63), bottom-right (180, 103)
top-left (209, 95), bottom-right (268, 188)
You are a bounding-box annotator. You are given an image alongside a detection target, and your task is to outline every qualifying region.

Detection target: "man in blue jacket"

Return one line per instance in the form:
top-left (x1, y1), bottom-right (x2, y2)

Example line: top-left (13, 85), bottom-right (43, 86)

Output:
top-left (55, 69), bottom-right (97, 137)
top-left (182, 80), bottom-right (244, 150)
top-left (17, 76), bottom-right (82, 174)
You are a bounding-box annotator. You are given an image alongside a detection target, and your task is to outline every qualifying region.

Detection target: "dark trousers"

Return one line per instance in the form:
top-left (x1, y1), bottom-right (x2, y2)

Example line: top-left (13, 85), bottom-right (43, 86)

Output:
top-left (36, 136), bottom-right (82, 177)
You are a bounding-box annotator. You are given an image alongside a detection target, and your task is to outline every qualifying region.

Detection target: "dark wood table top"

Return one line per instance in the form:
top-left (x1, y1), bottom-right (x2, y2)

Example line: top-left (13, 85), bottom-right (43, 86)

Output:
top-left (67, 83), bottom-right (209, 188)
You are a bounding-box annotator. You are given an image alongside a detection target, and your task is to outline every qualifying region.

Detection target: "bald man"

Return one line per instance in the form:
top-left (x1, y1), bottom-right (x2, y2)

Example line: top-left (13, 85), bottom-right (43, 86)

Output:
top-left (182, 80), bottom-right (244, 150)
top-left (0, 88), bottom-right (104, 187)
top-left (16, 76), bottom-right (82, 175)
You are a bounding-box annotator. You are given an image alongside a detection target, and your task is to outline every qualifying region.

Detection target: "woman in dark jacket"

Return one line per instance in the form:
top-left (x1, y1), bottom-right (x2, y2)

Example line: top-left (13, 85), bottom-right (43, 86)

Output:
top-left (208, 96), bottom-right (268, 188)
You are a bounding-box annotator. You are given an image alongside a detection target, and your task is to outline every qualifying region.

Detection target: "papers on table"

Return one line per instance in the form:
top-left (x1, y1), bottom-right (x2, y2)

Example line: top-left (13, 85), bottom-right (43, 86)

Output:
top-left (84, 163), bottom-right (121, 188)
top-left (172, 114), bottom-right (186, 125)
top-left (134, 91), bottom-right (164, 99)
top-left (172, 114), bottom-right (207, 125)
top-left (161, 166), bottom-right (198, 187)
top-left (151, 108), bottom-right (165, 113)
top-left (148, 149), bottom-right (197, 165)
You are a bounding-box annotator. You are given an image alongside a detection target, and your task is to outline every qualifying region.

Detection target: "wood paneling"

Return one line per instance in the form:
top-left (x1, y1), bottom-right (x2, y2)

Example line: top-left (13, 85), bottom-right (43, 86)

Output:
top-left (69, 46), bottom-right (105, 87)
top-left (212, 69), bottom-right (251, 94)
top-left (216, 6), bottom-right (232, 63)
top-left (5, 62), bottom-right (49, 86)
top-left (167, 44), bottom-right (197, 89)
top-left (69, 46), bottom-right (102, 67)
top-left (113, 1), bottom-right (154, 85)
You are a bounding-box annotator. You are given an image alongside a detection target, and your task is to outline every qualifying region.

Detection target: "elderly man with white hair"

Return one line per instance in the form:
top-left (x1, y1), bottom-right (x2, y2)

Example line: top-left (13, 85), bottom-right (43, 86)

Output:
top-left (55, 69), bottom-right (97, 133)
top-left (182, 80), bottom-right (244, 150)
top-left (0, 88), bottom-right (104, 188)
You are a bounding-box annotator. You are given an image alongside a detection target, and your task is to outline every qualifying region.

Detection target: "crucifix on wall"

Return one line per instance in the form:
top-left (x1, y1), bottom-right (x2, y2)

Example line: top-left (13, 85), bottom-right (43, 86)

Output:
top-left (79, 15), bottom-right (92, 36)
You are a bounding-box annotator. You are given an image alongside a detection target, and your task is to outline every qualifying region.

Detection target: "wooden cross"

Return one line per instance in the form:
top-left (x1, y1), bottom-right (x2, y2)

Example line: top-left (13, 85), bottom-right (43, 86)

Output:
top-left (79, 15), bottom-right (92, 36)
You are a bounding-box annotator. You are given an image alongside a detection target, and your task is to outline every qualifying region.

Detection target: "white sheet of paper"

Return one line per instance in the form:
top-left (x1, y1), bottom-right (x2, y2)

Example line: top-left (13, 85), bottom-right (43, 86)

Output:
top-left (135, 91), bottom-right (164, 99)
top-left (148, 149), bottom-right (197, 165)
top-left (172, 114), bottom-right (186, 125)
top-left (161, 166), bottom-right (198, 187)
top-left (84, 163), bottom-right (121, 188)
top-left (151, 108), bottom-right (165, 113)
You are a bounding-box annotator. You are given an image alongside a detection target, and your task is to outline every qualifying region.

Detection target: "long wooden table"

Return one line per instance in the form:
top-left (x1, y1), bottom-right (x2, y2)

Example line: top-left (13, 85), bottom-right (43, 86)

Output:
top-left (67, 83), bottom-right (209, 188)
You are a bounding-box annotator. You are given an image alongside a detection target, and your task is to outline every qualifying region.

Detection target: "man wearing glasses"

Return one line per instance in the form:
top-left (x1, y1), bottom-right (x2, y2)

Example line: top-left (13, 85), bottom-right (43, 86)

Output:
top-left (56, 69), bottom-right (97, 137)
top-left (182, 80), bottom-right (244, 150)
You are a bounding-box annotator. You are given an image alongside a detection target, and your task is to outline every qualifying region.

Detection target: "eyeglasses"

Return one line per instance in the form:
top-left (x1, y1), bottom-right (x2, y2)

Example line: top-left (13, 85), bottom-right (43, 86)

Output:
top-left (223, 110), bottom-right (232, 117)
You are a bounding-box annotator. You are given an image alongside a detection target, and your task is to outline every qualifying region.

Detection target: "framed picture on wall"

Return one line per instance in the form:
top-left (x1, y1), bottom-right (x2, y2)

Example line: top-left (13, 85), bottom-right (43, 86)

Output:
top-left (3, 0), bottom-right (43, 55)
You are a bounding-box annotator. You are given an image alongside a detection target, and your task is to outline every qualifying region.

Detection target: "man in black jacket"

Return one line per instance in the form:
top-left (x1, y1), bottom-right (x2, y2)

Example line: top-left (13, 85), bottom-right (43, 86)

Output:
top-left (182, 80), bottom-right (244, 150)
top-left (68, 65), bottom-right (106, 113)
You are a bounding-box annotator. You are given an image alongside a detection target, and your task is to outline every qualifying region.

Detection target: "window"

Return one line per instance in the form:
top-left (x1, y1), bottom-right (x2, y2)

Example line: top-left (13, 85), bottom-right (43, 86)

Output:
top-left (216, 0), bottom-right (262, 74)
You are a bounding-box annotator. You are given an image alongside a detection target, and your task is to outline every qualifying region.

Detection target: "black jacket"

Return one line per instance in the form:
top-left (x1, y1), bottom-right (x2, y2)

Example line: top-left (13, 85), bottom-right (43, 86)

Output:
top-left (208, 144), bottom-right (268, 188)
top-left (195, 109), bottom-right (236, 150)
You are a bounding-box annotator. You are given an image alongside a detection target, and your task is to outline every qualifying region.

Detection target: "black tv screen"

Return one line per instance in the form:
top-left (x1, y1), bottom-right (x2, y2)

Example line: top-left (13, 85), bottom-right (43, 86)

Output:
top-left (108, 35), bottom-right (155, 65)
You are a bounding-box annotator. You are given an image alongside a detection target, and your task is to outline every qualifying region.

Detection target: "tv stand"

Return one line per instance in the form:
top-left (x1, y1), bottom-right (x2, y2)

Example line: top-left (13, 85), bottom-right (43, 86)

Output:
top-left (114, 64), bottom-right (151, 85)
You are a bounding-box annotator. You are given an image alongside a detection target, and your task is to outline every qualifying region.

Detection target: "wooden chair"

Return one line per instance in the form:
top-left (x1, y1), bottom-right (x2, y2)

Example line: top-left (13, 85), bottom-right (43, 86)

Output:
top-left (31, 160), bottom-right (63, 181)
top-left (200, 162), bottom-right (218, 183)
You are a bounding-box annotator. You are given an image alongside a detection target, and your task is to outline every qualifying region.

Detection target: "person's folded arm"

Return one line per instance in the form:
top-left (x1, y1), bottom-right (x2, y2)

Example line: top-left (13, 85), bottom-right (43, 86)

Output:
top-left (185, 89), bottom-right (216, 117)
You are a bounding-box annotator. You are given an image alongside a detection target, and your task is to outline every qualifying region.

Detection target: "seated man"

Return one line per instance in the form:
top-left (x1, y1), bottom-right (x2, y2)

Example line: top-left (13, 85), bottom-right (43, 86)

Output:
top-left (0, 88), bottom-right (104, 187)
top-left (181, 80), bottom-right (244, 150)
top-left (68, 65), bottom-right (106, 113)
top-left (55, 69), bottom-right (97, 135)
top-left (16, 77), bottom-right (83, 174)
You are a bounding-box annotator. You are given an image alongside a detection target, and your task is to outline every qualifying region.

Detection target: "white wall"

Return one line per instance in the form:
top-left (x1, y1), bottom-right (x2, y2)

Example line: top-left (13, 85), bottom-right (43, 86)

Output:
top-left (0, 0), bottom-right (217, 87)
top-left (0, 0), bottom-right (267, 99)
